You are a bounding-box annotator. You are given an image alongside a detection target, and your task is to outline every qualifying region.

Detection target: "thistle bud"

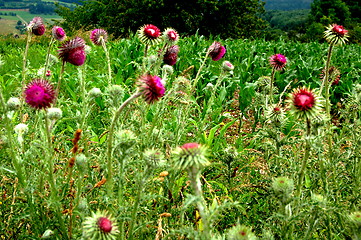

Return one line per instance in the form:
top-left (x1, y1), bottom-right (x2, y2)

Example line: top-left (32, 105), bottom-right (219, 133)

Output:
top-left (6, 97), bottom-right (21, 111)
top-left (173, 143), bottom-right (209, 171)
top-left (89, 87), bottom-right (102, 98)
top-left (47, 107), bottom-right (62, 120)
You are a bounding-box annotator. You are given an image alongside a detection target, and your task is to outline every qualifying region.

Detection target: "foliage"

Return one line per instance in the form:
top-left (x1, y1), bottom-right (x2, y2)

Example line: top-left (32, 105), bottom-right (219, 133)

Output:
top-left (55, 0), bottom-right (267, 39)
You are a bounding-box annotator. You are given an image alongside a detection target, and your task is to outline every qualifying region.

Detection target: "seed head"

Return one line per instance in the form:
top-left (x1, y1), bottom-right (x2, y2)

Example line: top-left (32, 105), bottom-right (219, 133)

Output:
top-left (138, 75), bottom-right (165, 104)
top-left (324, 24), bottom-right (349, 45)
top-left (83, 211), bottom-right (119, 240)
top-left (208, 41), bottom-right (226, 61)
top-left (58, 37), bottom-right (86, 66)
top-left (90, 29), bottom-right (108, 46)
top-left (24, 79), bottom-right (55, 109)
top-left (52, 26), bottom-right (66, 41)
top-left (138, 24), bottom-right (161, 45)
top-left (269, 54), bottom-right (287, 71)
top-left (28, 17), bottom-right (45, 36)
top-left (163, 45), bottom-right (179, 66)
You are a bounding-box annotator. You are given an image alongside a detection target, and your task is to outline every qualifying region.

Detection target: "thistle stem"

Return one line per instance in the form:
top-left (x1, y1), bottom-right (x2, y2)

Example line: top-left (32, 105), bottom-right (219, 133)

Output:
top-left (43, 37), bottom-right (55, 79)
top-left (22, 30), bottom-right (32, 88)
top-left (101, 39), bottom-right (112, 85)
top-left (295, 117), bottom-right (311, 199)
top-left (269, 68), bottom-right (276, 106)
top-left (106, 91), bottom-right (142, 195)
top-left (54, 61), bottom-right (65, 106)
top-left (193, 51), bottom-right (210, 92)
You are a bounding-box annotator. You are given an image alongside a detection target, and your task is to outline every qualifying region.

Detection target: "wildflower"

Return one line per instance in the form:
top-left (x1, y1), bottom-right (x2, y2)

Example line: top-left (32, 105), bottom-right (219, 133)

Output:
top-left (90, 29), bottom-right (108, 46)
top-left (14, 123), bottom-right (28, 145)
top-left (266, 104), bottom-right (285, 123)
top-left (173, 143), bottom-right (209, 170)
top-left (58, 37), bottom-right (86, 66)
top-left (83, 211), bottom-right (119, 240)
top-left (6, 97), bottom-right (21, 111)
top-left (138, 75), bottom-right (165, 104)
top-left (227, 224), bottom-right (257, 240)
top-left (287, 87), bottom-right (323, 120)
top-left (46, 70), bottom-right (51, 77)
top-left (138, 24), bottom-right (161, 45)
top-left (47, 107), bottom-right (62, 120)
top-left (208, 41), bottom-right (226, 61)
top-left (163, 28), bottom-right (179, 44)
top-left (269, 54), bottom-right (287, 71)
top-left (222, 60), bottom-right (234, 72)
top-left (163, 45), bottom-right (179, 66)
top-left (162, 64), bottom-right (174, 75)
top-left (28, 17), bottom-right (45, 36)
top-left (115, 129), bottom-right (137, 149)
top-left (143, 148), bottom-right (165, 168)
top-left (24, 79), bottom-right (55, 109)
top-left (52, 26), bottom-right (66, 41)
top-left (324, 24), bottom-right (349, 45)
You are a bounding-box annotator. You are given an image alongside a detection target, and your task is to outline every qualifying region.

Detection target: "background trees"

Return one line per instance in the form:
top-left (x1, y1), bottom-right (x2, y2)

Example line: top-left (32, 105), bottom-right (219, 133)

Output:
top-left (55, 0), bottom-right (266, 39)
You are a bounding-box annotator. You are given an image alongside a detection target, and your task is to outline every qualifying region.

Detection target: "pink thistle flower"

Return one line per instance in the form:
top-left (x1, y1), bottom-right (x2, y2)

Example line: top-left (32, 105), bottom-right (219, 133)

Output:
top-left (83, 211), bottom-right (119, 239)
top-left (208, 41), bottom-right (226, 61)
top-left (58, 37), bottom-right (86, 66)
top-left (163, 28), bottom-right (179, 43)
top-left (163, 45), bottom-right (179, 66)
top-left (270, 54), bottom-right (287, 70)
top-left (52, 26), bottom-right (66, 41)
top-left (46, 70), bottom-right (51, 77)
top-left (138, 24), bottom-right (161, 45)
top-left (288, 87), bottom-right (323, 120)
top-left (324, 24), bottom-right (349, 45)
top-left (90, 29), bottom-right (108, 46)
top-left (138, 75), bottom-right (165, 104)
top-left (28, 17), bottom-right (46, 36)
top-left (24, 79), bottom-right (55, 109)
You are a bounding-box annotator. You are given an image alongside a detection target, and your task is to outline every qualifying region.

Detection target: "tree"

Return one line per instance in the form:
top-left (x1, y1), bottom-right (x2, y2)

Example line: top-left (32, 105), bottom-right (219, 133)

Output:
top-left (56, 0), bottom-right (266, 39)
top-left (308, 0), bottom-right (350, 25)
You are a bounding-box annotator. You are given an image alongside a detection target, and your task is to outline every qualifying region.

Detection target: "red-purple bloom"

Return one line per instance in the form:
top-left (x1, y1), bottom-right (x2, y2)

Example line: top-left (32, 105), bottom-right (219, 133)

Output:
top-left (163, 45), bottom-right (179, 66)
top-left (293, 88), bottom-right (315, 111)
top-left (138, 75), bottom-right (165, 104)
top-left (163, 28), bottom-right (179, 43)
top-left (52, 26), bottom-right (66, 41)
top-left (138, 24), bottom-right (161, 45)
top-left (97, 217), bottom-right (112, 233)
top-left (208, 41), bottom-right (226, 61)
top-left (90, 29), bottom-right (108, 46)
top-left (270, 54), bottom-right (287, 70)
top-left (28, 17), bottom-right (46, 36)
top-left (24, 79), bottom-right (55, 109)
top-left (58, 37), bottom-right (86, 66)
top-left (324, 24), bottom-right (349, 45)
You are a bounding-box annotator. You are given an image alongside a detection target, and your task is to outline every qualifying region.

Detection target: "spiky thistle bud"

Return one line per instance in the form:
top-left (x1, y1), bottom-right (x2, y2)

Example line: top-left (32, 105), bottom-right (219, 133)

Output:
top-left (324, 24), bottom-right (348, 46)
top-left (83, 211), bottom-right (119, 240)
top-left (227, 224), bottom-right (258, 240)
top-left (173, 143), bottom-right (209, 171)
top-left (52, 26), bottom-right (66, 41)
top-left (272, 176), bottom-right (294, 196)
top-left (89, 87), bottom-right (102, 98)
top-left (138, 24), bottom-right (161, 45)
top-left (47, 107), bottom-right (62, 120)
top-left (6, 97), bottom-right (21, 111)
top-left (163, 28), bottom-right (179, 44)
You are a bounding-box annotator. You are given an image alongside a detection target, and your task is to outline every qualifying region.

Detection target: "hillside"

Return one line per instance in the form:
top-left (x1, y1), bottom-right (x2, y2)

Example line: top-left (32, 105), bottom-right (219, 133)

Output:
top-left (263, 0), bottom-right (313, 10)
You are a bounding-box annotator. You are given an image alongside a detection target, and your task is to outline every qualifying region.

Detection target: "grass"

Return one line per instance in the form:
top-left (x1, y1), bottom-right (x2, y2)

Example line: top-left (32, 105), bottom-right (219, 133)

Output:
top-left (0, 19), bottom-right (19, 35)
top-left (0, 29), bottom-right (361, 239)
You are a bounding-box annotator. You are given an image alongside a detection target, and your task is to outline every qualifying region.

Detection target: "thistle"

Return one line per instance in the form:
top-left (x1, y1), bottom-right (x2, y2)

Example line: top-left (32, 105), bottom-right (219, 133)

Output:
top-left (208, 41), bottom-right (226, 61)
top-left (173, 143), bottom-right (209, 171)
top-left (163, 45), bottom-right (179, 66)
top-left (138, 75), bottom-right (166, 104)
top-left (324, 24), bottom-right (349, 46)
top-left (52, 26), bottom-right (66, 41)
top-left (24, 79), bottom-right (56, 110)
top-left (227, 224), bottom-right (258, 240)
top-left (28, 17), bottom-right (46, 36)
top-left (58, 37), bottom-right (86, 66)
top-left (269, 53), bottom-right (287, 71)
top-left (287, 87), bottom-right (323, 121)
top-left (163, 28), bottom-right (179, 44)
top-left (90, 29), bottom-right (108, 46)
top-left (137, 24), bottom-right (161, 46)
top-left (83, 211), bottom-right (119, 240)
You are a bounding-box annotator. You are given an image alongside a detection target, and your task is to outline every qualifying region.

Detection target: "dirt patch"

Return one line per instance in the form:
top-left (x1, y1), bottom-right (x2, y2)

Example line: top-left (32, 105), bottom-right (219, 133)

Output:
top-left (0, 19), bottom-right (19, 35)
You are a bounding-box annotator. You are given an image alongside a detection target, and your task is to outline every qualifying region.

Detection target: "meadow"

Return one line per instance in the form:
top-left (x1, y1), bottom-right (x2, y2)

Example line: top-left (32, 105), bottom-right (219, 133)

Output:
top-left (0, 22), bottom-right (361, 239)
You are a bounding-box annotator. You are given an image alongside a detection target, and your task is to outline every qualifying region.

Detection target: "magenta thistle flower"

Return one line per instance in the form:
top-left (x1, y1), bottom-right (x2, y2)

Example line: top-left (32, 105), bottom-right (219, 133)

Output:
top-left (28, 17), bottom-right (46, 36)
top-left (163, 45), bottom-right (179, 66)
top-left (288, 87), bottom-right (323, 120)
top-left (324, 24), bottom-right (349, 45)
top-left (138, 24), bottom-right (161, 45)
top-left (270, 54), bottom-right (287, 70)
top-left (52, 26), bottom-right (66, 41)
top-left (58, 37), bottom-right (86, 66)
top-left (163, 28), bottom-right (179, 44)
top-left (208, 41), bottom-right (226, 61)
top-left (138, 75), bottom-right (165, 104)
top-left (24, 79), bottom-right (55, 109)
top-left (83, 211), bottom-right (119, 240)
top-left (90, 29), bottom-right (108, 46)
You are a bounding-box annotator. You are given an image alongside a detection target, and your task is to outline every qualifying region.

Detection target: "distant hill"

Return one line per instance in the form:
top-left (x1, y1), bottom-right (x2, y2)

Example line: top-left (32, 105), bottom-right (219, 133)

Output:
top-left (263, 0), bottom-right (313, 10)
